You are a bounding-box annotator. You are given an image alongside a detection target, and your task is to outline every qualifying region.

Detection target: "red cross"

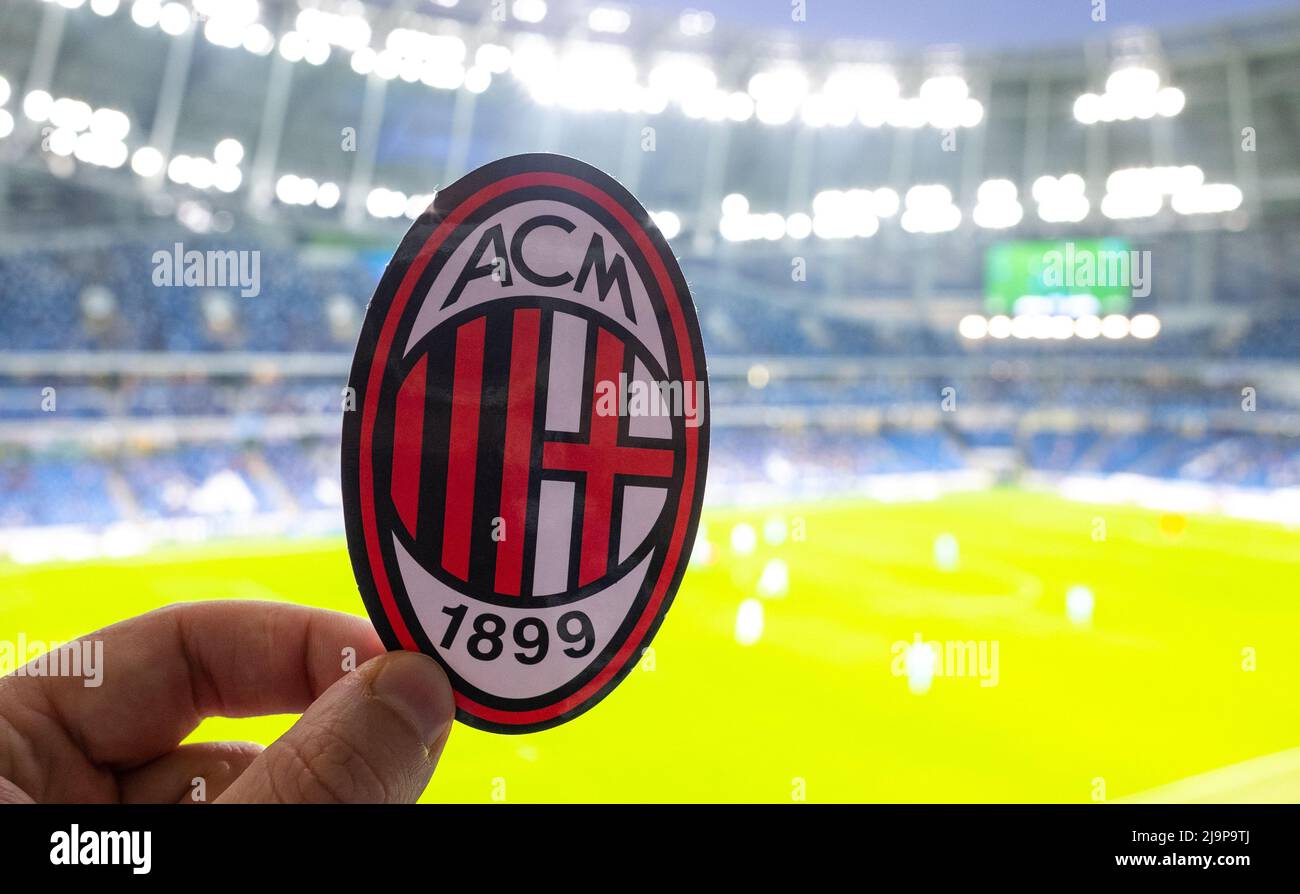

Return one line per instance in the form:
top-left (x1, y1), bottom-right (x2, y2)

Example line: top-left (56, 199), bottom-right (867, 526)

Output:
top-left (543, 327), bottom-right (675, 586)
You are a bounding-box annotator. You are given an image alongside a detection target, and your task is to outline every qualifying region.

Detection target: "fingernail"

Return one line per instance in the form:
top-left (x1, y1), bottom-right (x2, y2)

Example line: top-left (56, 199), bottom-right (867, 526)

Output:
top-left (371, 652), bottom-right (455, 748)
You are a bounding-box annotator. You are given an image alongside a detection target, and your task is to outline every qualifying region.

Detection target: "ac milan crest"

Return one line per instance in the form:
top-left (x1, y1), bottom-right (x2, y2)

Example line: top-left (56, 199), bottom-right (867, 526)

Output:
top-left (342, 154), bottom-right (709, 733)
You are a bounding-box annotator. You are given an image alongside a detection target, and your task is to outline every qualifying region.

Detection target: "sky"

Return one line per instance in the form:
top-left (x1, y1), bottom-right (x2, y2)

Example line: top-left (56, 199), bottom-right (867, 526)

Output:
top-left (630, 0), bottom-right (1300, 49)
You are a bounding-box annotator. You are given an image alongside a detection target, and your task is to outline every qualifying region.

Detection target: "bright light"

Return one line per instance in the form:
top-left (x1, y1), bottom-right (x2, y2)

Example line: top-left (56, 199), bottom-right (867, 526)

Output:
top-left (973, 178), bottom-right (1023, 229)
top-left (904, 642), bottom-right (936, 694)
top-left (89, 107), bottom-right (130, 141)
top-left (1073, 314), bottom-right (1102, 339)
top-left (588, 7), bottom-right (630, 33)
top-left (785, 212), bottom-right (812, 239)
top-left (734, 599), bottom-right (764, 646)
top-left (366, 186), bottom-right (408, 219)
top-left (211, 137), bottom-right (244, 167)
top-left (650, 210), bottom-right (681, 239)
top-left (757, 558), bottom-right (789, 598)
top-left (678, 9), bottom-right (715, 36)
top-left (901, 183), bottom-right (960, 233)
top-left (464, 66), bottom-right (491, 94)
top-left (214, 164), bottom-right (242, 193)
top-left (958, 314), bottom-right (988, 339)
top-left (1033, 173), bottom-right (1090, 223)
top-left (0, 109), bottom-right (13, 140)
top-left (1100, 314), bottom-right (1130, 339)
top-left (158, 2), bottom-right (191, 35)
top-left (933, 533), bottom-right (960, 571)
top-left (166, 154), bottom-right (193, 184)
top-left (131, 0), bottom-right (161, 29)
top-left (279, 32), bottom-right (307, 63)
top-left (1155, 86), bottom-right (1185, 117)
top-left (987, 315), bottom-right (1012, 338)
top-left (747, 364), bottom-right (770, 389)
top-left (0, 76), bottom-right (9, 108)
top-left (242, 24), bottom-right (274, 56)
top-left (1130, 313), bottom-right (1161, 339)
top-left (721, 193), bottom-right (749, 217)
top-left (1077, 66), bottom-right (1183, 124)
top-left (475, 43), bottom-right (512, 74)
top-left (23, 90), bottom-right (53, 121)
top-left (1066, 585), bottom-right (1094, 625)
top-left (90, 0), bottom-right (120, 14)
top-left (730, 523), bottom-right (757, 556)
top-left (50, 98), bottom-right (93, 132)
top-left (1171, 182), bottom-right (1243, 215)
top-left (316, 181), bottom-right (341, 209)
top-left (512, 0), bottom-right (547, 24)
top-left (131, 146), bottom-right (164, 177)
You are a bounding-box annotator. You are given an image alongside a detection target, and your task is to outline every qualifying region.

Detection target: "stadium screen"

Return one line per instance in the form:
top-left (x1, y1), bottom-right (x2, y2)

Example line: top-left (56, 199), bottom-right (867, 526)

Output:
top-left (985, 238), bottom-right (1134, 318)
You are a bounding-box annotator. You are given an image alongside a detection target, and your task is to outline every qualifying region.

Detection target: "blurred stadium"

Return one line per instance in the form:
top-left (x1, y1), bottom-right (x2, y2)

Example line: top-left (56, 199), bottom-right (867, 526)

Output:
top-left (2, 0), bottom-right (1300, 801)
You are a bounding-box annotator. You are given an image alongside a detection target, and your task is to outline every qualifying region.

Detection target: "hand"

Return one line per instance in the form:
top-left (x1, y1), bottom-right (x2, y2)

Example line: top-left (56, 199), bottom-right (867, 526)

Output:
top-left (0, 601), bottom-right (455, 803)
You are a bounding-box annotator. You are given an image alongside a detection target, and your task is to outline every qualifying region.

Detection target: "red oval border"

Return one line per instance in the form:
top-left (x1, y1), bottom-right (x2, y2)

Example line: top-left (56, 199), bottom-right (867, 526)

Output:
top-left (358, 170), bottom-right (702, 728)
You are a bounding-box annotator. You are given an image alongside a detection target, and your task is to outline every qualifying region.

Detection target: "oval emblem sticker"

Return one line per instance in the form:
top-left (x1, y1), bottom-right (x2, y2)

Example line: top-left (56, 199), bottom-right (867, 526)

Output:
top-left (342, 154), bottom-right (709, 733)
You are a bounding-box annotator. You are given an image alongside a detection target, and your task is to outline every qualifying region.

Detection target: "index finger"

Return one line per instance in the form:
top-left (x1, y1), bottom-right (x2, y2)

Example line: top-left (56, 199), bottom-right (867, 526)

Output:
top-left (0, 601), bottom-right (385, 769)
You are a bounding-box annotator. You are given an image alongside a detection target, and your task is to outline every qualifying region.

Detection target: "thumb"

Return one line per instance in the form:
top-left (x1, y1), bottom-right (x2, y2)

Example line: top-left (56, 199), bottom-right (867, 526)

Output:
top-left (217, 651), bottom-right (455, 803)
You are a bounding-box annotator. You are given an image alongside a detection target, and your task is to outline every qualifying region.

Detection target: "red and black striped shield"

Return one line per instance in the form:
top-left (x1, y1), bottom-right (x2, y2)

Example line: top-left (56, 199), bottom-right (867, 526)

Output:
top-left (342, 154), bottom-right (709, 733)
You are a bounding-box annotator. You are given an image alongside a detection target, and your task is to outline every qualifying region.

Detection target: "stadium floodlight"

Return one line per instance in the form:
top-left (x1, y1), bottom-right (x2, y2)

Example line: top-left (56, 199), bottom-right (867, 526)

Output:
top-left (512, 0), bottom-right (547, 24)
top-left (648, 56), bottom-right (717, 102)
top-left (90, 108), bottom-right (130, 141)
top-left (214, 165), bottom-right (242, 193)
top-left (50, 98), bottom-right (93, 132)
top-left (1155, 86), bottom-right (1185, 117)
top-left (131, 0), bottom-right (161, 29)
top-left (650, 210), bottom-right (681, 239)
top-left (0, 109), bottom-right (14, 140)
top-left (47, 127), bottom-right (77, 157)
top-left (958, 315), bottom-right (988, 339)
top-left (464, 66), bottom-right (491, 94)
top-left (748, 68), bottom-right (809, 126)
top-left (158, 2), bottom-right (191, 36)
top-left (303, 38), bottom-right (331, 66)
top-left (918, 74), bottom-right (975, 129)
top-left (1100, 314), bottom-right (1130, 339)
top-left (315, 182), bottom-right (341, 209)
top-left (474, 43), bottom-right (512, 74)
top-left (721, 193), bottom-right (749, 217)
top-left (166, 154), bottom-right (192, 184)
top-left (279, 32), bottom-right (307, 63)
top-left (588, 7), bottom-right (631, 34)
top-left (1073, 314), bottom-right (1102, 339)
top-left (350, 47), bottom-right (376, 76)
top-left (130, 146), bottom-right (162, 178)
top-left (1130, 313), bottom-right (1161, 339)
top-left (242, 23), bottom-right (274, 56)
top-left (678, 9), bottom-right (715, 36)
top-left (1170, 183), bottom-right (1243, 215)
top-left (422, 59), bottom-right (466, 91)
top-left (986, 314), bottom-right (1012, 339)
top-left (784, 212), bottom-right (812, 239)
top-left (1032, 173), bottom-right (1090, 223)
top-left (297, 9), bottom-right (371, 52)
top-left (90, 0), bottom-right (120, 15)
top-left (29, 93), bottom-right (59, 126)
top-left (901, 184), bottom-right (960, 233)
top-left (973, 179), bottom-right (1023, 229)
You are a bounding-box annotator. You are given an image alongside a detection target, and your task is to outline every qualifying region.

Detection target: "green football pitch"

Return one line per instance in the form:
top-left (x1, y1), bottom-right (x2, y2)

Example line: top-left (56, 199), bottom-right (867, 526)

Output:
top-left (3, 488), bottom-right (1298, 802)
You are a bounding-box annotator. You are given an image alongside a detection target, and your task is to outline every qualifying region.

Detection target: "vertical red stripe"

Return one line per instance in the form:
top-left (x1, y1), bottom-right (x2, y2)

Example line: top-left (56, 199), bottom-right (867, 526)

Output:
top-left (442, 316), bottom-right (486, 581)
top-left (578, 329), bottom-right (625, 586)
top-left (495, 308), bottom-right (541, 596)
top-left (391, 354), bottom-right (428, 537)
